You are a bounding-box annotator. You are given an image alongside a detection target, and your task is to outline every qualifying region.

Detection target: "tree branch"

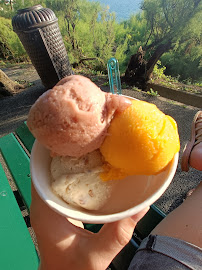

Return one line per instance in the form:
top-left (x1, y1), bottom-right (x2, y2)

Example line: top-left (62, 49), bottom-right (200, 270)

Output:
top-left (162, 0), bottom-right (173, 27)
top-left (72, 57), bottom-right (102, 68)
top-left (0, 69), bottom-right (25, 95)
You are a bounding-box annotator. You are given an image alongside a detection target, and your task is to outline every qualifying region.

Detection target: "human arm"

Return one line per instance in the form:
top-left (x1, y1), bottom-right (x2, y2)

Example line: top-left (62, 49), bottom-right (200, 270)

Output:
top-left (30, 185), bottom-right (149, 270)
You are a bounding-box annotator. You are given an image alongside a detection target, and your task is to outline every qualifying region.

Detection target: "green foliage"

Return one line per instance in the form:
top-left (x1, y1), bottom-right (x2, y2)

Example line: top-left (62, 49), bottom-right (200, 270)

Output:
top-left (47, 0), bottom-right (117, 71)
top-left (132, 86), bottom-right (141, 92)
top-left (159, 2), bottom-right (202, 84)
top-left (102, 81), bottom-right (109, 86)
top-left (147, 88), bottom-right (160, 96)
top-left (0, 0), bottom-right (46, 18)
top-left (115, 12), bottom-right (148, 72)
top-left (152, 60), bottom-right (166, 79)
top-left (139, 0), bottom-right (202, 82)
top-left (161, 51), bottom-right (202, 83)
top-left (0, 16), bottom-right (27, 61)
top-left (141, 0), bottom-right (201, 45)
top-left (121, 82), bottom-right (129, 89)
top-left (0, 0), bottom-right (201, 84)
top-left (194, 82), bottom-right (202, 87)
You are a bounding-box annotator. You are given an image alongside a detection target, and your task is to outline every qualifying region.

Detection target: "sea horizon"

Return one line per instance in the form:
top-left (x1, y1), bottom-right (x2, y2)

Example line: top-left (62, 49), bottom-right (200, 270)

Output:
top-left (89, 0), bottom-right (142, 21)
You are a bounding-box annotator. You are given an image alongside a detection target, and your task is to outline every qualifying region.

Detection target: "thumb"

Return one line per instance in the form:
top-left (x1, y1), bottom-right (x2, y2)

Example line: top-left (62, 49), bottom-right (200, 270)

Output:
top-left (89, 208), bottom-right (149, 265)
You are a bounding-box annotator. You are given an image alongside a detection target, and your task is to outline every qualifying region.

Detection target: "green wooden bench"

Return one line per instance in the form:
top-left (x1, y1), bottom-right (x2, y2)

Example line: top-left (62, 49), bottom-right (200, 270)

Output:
top-left (0, 122), bottom-right (166, 270)
top-left (0, 128), bottom-right (39, 270)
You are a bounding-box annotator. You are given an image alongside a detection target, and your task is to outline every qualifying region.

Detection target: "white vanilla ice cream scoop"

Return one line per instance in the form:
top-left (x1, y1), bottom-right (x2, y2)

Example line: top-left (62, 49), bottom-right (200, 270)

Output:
top-left (51, 150), bottom-right (115, 210)
top-left (51, 167), bottom-right (113, 211)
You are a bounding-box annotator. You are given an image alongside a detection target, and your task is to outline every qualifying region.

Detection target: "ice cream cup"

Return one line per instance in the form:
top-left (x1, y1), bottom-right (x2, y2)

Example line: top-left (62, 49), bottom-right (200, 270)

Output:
top-left (30, 96), bottom-right (179, 224)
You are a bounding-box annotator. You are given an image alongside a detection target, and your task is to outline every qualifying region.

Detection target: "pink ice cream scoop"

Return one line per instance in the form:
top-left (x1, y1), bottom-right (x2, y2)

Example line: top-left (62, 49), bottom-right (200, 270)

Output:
top-left (27, 75), bottom-right (131, 157)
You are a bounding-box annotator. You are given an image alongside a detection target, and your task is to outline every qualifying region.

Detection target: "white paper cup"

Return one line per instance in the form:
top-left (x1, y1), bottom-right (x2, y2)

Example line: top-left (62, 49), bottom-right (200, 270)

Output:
top-left (31, 95), bottom-right (179, 223)
top-left (30, 139), bottom-right (178, 224)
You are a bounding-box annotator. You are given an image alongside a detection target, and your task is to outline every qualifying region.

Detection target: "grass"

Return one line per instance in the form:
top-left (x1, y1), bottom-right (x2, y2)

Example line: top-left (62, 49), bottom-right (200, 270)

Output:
top-left (152, 74), bottom-right (202, 95)
top-left (166, 100), bottom-right (188, 109)
top-left (102, 81), bottom-right (109, 86)
top-left (0, 60), bottom-right (31, 69)
top-left (122, 83), bottom-right (130, 89)
top-left (166, 100), bottom-right (176, 105)
top-left (181, 104), bottom-right (188, 108)
top-left (146, 88), bottom-right (160, 97)
top-left (132, 87), bottom-right (141, 92)
top-left (150, 62), bottom-right (201, 95)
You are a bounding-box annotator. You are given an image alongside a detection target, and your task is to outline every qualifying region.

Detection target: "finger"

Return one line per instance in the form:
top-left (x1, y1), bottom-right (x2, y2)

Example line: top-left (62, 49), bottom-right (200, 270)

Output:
top-left (89, 207), bottom-right (149, 263)
top-left (130, 206), bottom-right (150, 223)
top-left (30, 184), bottom-right (85, 235)
top-left (67, 218), bottom-right (84, 229)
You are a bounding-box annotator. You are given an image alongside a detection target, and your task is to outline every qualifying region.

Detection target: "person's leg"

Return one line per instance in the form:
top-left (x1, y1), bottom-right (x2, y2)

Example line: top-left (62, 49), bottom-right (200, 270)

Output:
top-left (129, 112), bottom-right (202, 269)
top-left (181, 111), bottom-right (202, 171)
top-left (189, 141), bottom-right (202, 171)
top-left (151, 181), bottom-right (202, 248)
top-left (129, 185), bottom-right (202, 269)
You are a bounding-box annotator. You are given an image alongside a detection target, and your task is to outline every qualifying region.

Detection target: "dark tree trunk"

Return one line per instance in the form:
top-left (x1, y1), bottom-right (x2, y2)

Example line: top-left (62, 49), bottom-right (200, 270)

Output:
top-left (0, 40), bottom-right (15, 60)
top-left (123, 46), bottom-right (147, 89)
top-left (123, 42), bottom-right (172, 90)
top-left (145, 42), bottom-right (172, 81)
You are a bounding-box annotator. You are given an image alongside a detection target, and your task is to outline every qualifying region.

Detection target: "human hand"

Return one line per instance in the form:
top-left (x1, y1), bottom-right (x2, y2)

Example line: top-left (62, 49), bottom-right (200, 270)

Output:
top-left (30, 185), bottom-right (149, 270)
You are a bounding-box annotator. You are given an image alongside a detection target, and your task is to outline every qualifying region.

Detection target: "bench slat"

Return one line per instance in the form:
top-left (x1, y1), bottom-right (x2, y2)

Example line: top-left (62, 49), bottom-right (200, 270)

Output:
top-left (0, 163), bottom-right (39, 270)
top-left (0, 134), bottom-right (31, 210)
top-left (15, 122), bottom-right (35, 153)
top-left (135, 204), bottom-right (166, 239)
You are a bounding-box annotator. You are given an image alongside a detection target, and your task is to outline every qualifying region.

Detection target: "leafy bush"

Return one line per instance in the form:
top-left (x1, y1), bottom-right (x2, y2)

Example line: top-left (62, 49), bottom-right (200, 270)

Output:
top-left (161, 51), bottom-right (202, 84)
top-left (0, 17), bottom-right (28, 62)
top-left (152, 60), bottom-right (166, 79)
top-left (147, 88), bottom-right (159, 96)
top-left (115, 12), bottom-right (148, 73)
top-left (49, 0), bottom-right (118, 72)
top-left (0, 0), bottom-right (201, 85)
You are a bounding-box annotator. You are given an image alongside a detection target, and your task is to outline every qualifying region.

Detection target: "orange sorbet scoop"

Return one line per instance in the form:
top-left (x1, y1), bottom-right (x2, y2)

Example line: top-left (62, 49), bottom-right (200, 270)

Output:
top-left (100, 100), bottom-right (180, 178)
